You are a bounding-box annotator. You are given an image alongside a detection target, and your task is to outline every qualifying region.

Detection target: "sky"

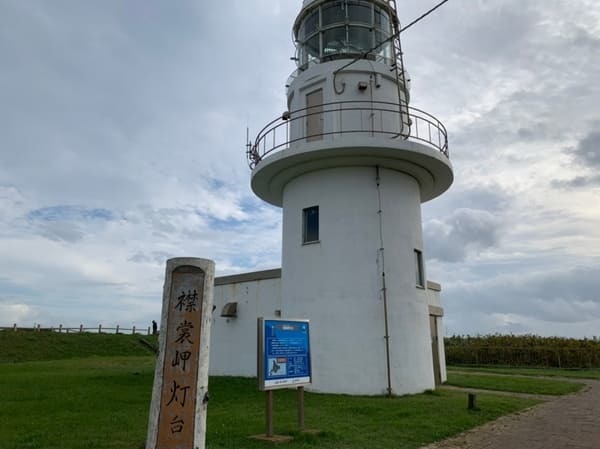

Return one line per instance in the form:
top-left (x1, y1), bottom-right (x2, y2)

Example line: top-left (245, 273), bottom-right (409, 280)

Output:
top-left (0, 0), bottom-right (599, 337)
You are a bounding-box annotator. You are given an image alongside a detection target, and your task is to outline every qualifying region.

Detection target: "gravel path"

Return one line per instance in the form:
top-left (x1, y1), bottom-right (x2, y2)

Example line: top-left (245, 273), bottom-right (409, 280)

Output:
top-left (420, 379), bottom-right (600, 449)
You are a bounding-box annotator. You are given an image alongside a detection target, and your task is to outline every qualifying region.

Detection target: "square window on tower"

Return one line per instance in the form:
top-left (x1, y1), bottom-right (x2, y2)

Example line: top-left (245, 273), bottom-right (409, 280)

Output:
top-left (302, 206), bottom-right (319, 244)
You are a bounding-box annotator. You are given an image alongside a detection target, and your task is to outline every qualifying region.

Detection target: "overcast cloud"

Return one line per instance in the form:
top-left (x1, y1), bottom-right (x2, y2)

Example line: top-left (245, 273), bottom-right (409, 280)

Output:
top-left (0, 0), bottom-right (599, 337)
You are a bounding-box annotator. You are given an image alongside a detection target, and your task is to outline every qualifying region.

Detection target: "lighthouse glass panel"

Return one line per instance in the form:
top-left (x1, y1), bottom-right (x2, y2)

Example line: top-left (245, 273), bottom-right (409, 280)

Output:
top-left (323, 27), bottom-right (347, 56)
top-left (301, 10), bottom-right (319, 39)
top-left (305, 35), bottom-right (321, 63)
top-left (348, 26), bottom-right (372, 52)
top-left (322, 1), bottom-right (346, 26)
top-left (347, 2), bottom-right (372, 24)
top-left (374, 6), bottom-right (390, 32)
top-left (296, 1), bottom-right (395, 66)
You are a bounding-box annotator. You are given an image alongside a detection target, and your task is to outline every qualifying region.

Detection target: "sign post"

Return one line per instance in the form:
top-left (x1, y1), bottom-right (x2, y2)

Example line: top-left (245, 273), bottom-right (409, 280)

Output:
top-left (297, 386), bottom-right (305, 431)
top-left (254, 318), bottom-right (312, 441)
top-left (146, 258), bottom-right (215, 449)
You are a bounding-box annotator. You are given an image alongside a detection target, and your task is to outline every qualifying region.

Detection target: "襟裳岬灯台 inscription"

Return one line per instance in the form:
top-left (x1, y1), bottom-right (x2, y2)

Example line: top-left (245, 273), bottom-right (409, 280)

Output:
top-left (146, 258), bottom-right (215, 449)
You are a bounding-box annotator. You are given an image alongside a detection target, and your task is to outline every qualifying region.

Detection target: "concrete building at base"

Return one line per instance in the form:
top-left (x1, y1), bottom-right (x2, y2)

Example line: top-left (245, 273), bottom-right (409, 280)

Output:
top-left (209, 269), bottom-right (447, 395)
top-left (208, 0), bottom-right (454, 396)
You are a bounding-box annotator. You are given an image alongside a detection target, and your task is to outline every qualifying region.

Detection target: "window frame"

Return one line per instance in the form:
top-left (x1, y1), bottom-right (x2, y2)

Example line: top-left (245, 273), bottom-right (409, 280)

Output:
top-left (302, 206), bottom-right (320, 244)
top-left (414, 249), bottom-right (425, 288)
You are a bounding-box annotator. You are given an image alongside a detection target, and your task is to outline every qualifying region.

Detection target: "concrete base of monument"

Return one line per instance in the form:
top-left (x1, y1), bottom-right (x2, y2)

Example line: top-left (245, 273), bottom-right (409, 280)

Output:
top-left (249, 434), bottom-right (294, 443)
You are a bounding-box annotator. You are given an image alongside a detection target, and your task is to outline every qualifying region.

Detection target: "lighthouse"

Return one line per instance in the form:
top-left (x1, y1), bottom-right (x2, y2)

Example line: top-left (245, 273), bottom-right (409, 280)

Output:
top-left (247, 0), bottom-right (453, 395)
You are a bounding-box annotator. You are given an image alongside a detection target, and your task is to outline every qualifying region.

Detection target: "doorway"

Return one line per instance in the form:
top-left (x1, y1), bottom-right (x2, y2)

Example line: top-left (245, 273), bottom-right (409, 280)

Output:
top-left (430, 315), bottom-right (442, 386)
top-left (306, 88), bottom-right (323, 141)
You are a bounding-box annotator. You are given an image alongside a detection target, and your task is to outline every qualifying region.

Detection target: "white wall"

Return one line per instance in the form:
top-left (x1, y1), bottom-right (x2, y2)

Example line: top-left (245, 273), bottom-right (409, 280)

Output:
top-left (209, 268), bottom-right (447, 391)
top-left (280, 166), bottom-right (435, 395)
top-left (209, 271), bottom-right (281, 377)
top-left (287, 59), bottom-right (409, 145)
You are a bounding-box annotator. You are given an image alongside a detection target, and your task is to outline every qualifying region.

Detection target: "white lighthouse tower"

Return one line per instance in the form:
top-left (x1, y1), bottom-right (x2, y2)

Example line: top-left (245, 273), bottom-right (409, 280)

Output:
top-left (248, 0), bottom-right (453, 396)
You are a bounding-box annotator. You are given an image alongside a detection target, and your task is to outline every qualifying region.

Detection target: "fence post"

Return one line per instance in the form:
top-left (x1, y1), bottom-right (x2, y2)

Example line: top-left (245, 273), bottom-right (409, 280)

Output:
top-left (116, 325), bottom-right (120, 334)
top-left (98, 324), bottom-right (102, 334)
top-left (80, 324), bottom-right (83, 333)
top-left (132, 325), bottom-right (136, 335)
top-left (468, 393), bottom-right (477, 410)
top-left (59, 324), bottom-right (62, 333)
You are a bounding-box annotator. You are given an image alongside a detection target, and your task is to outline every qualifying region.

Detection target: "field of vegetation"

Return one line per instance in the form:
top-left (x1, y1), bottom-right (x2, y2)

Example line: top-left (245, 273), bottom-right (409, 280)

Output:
top-left (0, 331), bottom-right (594, 449)
top-left (447, 365), bottom-right (600, 380)
top-left (445, 334), bottom-right (600, 368)
top-left (0, 330), bottom-right (158, 362)
top-left (446, 372), bottom-right (584, 395)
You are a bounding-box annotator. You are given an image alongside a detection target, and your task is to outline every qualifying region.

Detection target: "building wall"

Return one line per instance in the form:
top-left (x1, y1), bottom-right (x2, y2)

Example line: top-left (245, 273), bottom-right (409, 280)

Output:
top-left (280, 166), bottom-right (435, 395)
top-left (286, 59), bottom-right (410, 144)
top-left (209, 269), bottom-right (446, 389)
top-left (209, 270), bottom-right (281, 377)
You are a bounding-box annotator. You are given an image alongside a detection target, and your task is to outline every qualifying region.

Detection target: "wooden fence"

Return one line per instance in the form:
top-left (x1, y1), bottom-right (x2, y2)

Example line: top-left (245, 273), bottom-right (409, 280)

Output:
top-left (1, 324), bottom-right (153, 335)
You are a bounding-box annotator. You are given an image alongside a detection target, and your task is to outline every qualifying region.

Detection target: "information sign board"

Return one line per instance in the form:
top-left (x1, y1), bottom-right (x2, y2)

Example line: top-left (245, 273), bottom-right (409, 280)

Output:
top-left (258, 318), bottom-right (311, 390)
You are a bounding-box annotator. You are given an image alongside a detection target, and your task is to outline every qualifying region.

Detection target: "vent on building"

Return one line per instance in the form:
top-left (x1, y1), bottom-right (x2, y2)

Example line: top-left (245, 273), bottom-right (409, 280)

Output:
top-left (220, 302), bottom-right (238, 318)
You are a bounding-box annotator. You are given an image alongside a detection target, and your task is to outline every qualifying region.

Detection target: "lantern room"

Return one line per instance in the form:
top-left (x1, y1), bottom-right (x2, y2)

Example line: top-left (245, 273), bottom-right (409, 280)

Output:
top-left (294, 0), bottom-right (396, 67)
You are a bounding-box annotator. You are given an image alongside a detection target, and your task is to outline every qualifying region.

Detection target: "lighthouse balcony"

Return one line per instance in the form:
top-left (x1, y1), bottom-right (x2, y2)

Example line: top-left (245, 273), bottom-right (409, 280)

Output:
top-left (247, 100), bottom-right (448, 169)
top-left (248, 100), bottom-right (453, 206)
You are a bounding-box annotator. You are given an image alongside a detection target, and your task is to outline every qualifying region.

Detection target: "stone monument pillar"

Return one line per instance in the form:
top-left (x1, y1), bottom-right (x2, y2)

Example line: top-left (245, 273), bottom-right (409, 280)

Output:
top-left (146, 257), bottom-right (215, 449)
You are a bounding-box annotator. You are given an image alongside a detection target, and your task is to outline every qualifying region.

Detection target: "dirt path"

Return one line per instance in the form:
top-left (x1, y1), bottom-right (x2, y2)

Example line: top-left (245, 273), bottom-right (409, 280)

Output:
top-left (420, 379), bottom-right (600, 449)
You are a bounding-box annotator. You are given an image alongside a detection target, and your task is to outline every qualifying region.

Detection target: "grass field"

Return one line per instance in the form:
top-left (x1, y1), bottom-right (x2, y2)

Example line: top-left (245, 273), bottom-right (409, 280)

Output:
top-left (448, 365), bottom-right (600, 380)
top-left (0, 332), bottom-right (587, 449)
top-left (0, 331), bottom-right (157, 363)
top-left (0, 357), bottom-right (540, 449)
top-left (445, 372), bottom-right (584, 395)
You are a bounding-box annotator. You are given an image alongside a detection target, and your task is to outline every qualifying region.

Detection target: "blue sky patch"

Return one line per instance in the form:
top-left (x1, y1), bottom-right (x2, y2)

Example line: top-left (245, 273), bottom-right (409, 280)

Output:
top-left (207, 215), bottom-right (243, 230)
top-left (27, 205), bottom-right (115, 222)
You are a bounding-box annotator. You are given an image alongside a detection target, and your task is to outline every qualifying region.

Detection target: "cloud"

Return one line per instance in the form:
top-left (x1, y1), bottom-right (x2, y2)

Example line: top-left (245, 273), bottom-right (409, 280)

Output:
top-left (21, 206), bottom-right (116, 242)
top-left (442, 265), bottom-right (600, 337)
top-left (0, 185), bottom-right (28, 223)
top-left (27, 206), bottom-right (114, 222)
top-left (0, 302), bottom-right (33, 326)
top-left (570, 130), bottom-right (600, 167)
top-left (424, 208), bottom-right (503, 263)
top-left (550, 129), bottom-right (600, 189)
top-left (423, 184), bottom-right (511, 220)
top-left (551, 175), bottom-right (600, 189)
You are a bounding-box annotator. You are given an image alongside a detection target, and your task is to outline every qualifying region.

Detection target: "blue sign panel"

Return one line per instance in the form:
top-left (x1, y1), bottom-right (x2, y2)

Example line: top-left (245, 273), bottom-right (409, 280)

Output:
top-left (259, 319), bottom-right (311, 390)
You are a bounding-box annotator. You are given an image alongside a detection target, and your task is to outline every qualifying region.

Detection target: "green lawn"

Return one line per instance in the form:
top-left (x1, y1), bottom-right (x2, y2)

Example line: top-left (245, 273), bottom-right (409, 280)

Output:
top-left (0, 331), bottom-right (157, 363)
top-left (0, 357), bottom-right (541, 449)
top-left (448, 365), bottom-right (600, 380)
top-left (446, 372), bottom-right (584, 395)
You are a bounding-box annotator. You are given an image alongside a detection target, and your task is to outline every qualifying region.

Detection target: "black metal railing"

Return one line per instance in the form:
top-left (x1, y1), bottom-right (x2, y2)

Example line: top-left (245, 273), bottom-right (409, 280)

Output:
top-left (247, 100), bottom-right (448, 169)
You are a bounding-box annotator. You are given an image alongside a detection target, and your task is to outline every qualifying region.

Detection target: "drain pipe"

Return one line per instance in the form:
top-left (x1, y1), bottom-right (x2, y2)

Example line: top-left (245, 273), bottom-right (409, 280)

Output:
top-left (376, 166), bottom-right (393, 397)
